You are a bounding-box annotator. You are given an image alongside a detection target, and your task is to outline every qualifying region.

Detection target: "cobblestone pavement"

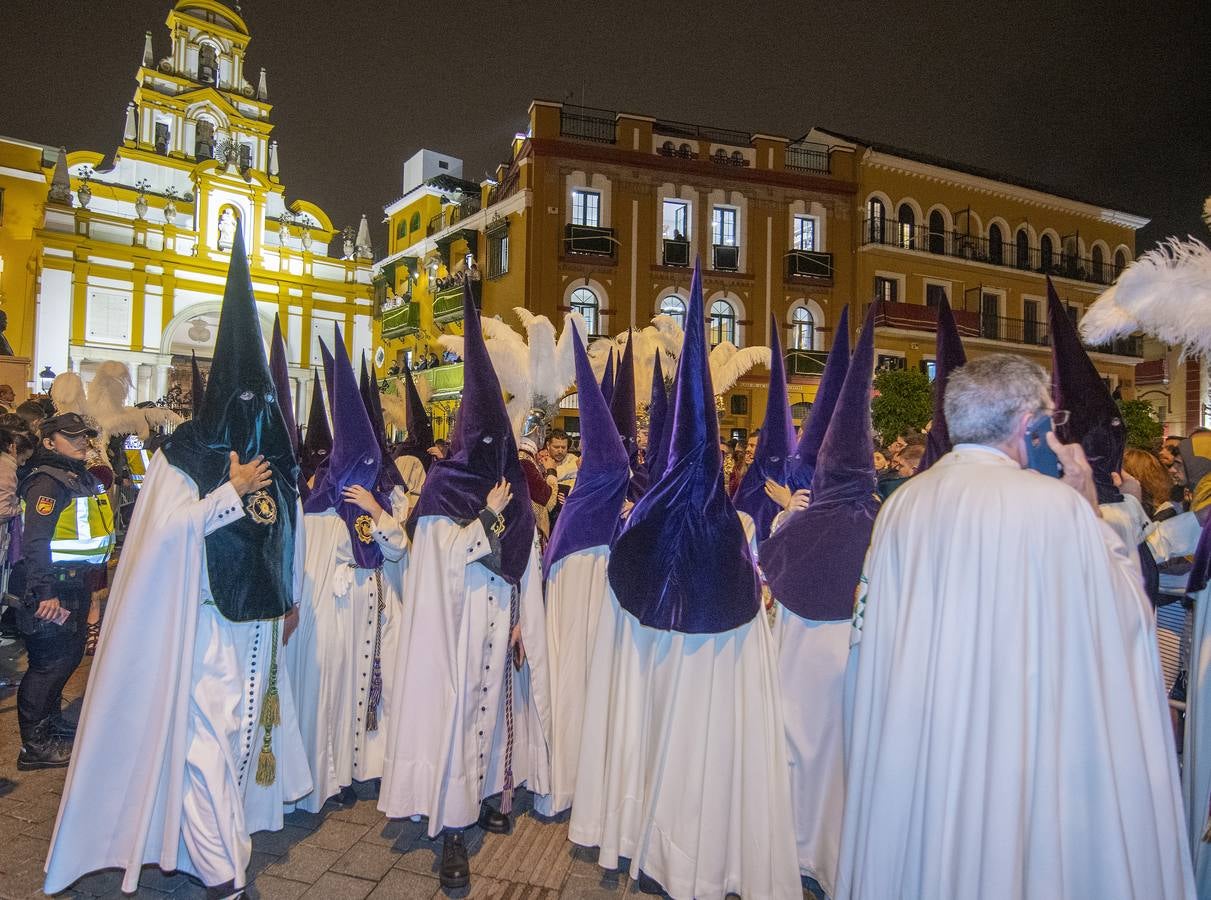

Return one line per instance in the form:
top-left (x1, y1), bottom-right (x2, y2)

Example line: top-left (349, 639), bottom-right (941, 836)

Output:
top-left (0, 638), bottom-right (823, 900)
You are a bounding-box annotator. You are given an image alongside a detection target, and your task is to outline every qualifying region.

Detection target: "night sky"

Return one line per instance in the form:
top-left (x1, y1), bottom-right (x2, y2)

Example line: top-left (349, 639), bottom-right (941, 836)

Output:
top-left (2, 0), bottom-right (1206, 255)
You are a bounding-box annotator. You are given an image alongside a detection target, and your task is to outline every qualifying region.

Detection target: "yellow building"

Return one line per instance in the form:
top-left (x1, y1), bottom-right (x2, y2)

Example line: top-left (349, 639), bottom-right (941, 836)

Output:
top-left (374, 101), bottom-right (860, 439)
top-left (13, 0), bottom-right (372, 415)
top-left (807, 128), bottom-right (1152, 416)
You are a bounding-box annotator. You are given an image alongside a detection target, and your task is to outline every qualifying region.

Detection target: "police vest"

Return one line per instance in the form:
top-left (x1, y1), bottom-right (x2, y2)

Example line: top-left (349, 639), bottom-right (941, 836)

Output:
top-left (125, 447), bottom-right (150, 485)
top-left (50, 491), bottom-right (115, 565)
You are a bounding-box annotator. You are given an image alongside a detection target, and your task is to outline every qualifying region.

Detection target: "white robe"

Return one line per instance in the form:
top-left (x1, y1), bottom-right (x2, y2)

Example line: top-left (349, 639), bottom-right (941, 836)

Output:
top-left (45, 453), bottom-right (311, 894)
top-left (378, 515), bottom-right (551, 834)
top-left (536, 546), bottom-right (612, 817)
top-left (286, 487), bottom-right (411, 813)
top-left (1186, 583), bottom-right (1211, 898)
top-left (836, 444), bottom-right (1194, 900)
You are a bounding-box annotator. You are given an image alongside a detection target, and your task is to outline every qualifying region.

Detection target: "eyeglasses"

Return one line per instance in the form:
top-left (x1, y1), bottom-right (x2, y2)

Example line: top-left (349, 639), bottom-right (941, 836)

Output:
top-left (1051, 410), bottom-right (1071, 427)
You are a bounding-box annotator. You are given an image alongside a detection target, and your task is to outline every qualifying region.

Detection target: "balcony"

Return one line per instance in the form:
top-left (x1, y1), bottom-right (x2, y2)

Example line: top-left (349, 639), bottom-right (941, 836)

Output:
top-left (662, 238), bottom-right (690, 267)
top-left (426, 195), bottom-right (482, 237)
top-left (785, 349), bottom-right (830, 377)
top-left (866, 300), bottom-right (1144, 358)
top-left (713, 244), bottom-right (739, 272)
top-left (560, 105), bottom-right (617, 144)
top-left (433, 280), bottom-right (481, 325)
top-left (862, 217), bottom-right (1122, 286)
top-left (786, 249), bottom-right (833, 281)
top-left (381, 302), bottom-right (419, 340)
top-left (564, 224), bottom-right (616, 258)
top-left (654, 118), bottom-right (751, 148)
top-left (785, 140), bottom-right (831, 175)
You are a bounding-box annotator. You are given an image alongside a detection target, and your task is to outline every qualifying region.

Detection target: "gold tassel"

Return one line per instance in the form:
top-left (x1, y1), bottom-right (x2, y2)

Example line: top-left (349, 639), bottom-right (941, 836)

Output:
top-left (254, 618), bottom-right (281, 787)
top-left (259, 690), bottom-right (280, 729)
top-left (255, 742), bottom-right (277, 787)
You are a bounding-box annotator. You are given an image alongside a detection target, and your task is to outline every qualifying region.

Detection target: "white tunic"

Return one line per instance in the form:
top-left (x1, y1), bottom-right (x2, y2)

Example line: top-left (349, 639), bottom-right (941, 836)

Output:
top-left (536, 546), bottom-right (612, 817)
top-left (836, 444), bottom-right (1194, 900)
top-left (286, 487), bottom-right (411, 813)
top-left (378, 515), bottom-right (551, 834)
top-left (45, 454), bottom-right (311, 894)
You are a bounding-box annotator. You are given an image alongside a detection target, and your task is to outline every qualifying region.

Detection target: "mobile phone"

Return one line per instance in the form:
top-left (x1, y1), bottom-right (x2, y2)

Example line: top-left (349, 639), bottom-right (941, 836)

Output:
top-left (1025, 413), bottom-right (1062, 477)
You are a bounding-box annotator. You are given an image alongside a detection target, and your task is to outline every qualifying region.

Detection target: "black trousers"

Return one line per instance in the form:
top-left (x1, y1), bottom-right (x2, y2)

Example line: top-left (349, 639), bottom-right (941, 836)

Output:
top-left (16, 581), bottom-right (88, 743)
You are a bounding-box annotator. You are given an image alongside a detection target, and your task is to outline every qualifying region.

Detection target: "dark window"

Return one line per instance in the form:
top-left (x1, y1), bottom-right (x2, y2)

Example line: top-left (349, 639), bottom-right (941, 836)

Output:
top-left (0, 187), bottom-right (5, 225)
top-left (927, 210), bottom-right (946, 254)
top-left (710, 298), bottom-right (737, 345)
top-left (571, 287), bottom-right (599, 335)
top-left (488, 232), bottom-right (509, 278)
top-left (730, 395), bottom-right (748, 415)
top-left (1015, 228), bottom-right (1031, 269)
top-left (1040, 234), bottom-right (1054, 271)
top-left (154, 121), bottom-right (170, 155)
top-left (897, 204), bottom-right (915, 249)
top-left (1023, 299), bottom-right (1041, 345)
top-left (877, 354), bottom-right (907, 371)
top-left (409, 212), bottom-right (421, 233)
top-left (925, 283), bottom-right (947, 308)
top-left (194, 119), bottom-right (214, 160)
top-left (395, 218), bottom-right (407, 239)
top-left (1114, 248), bottom-right (1128, 275)
top-left (980, 292), bottom-right (1000, 340)
top-left (1066, 304), bottom-right (1079, 328)
top-left (867, 198), bottom-right (885, 243)
top-left (198, 44), bottom-right (217, 84)
top-left (988, 224), bottom-right (1003, 265)
top-left (239, 143), bottom-right (252, 170)
top-left (1091, 245), bottom-right (1104, 282)
top-left (438, 160), bottom-right (449, 170)
top-left (921, 359), bottom-right (938, 380)
top-left (874, 276), bottom-right (898, 304)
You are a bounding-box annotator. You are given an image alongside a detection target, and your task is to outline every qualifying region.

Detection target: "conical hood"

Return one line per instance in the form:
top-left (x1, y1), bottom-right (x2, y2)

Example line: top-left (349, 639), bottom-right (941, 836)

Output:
top-left (190, 351), bottom-right (206, 418)
top-left (644, 350), bottom-right (670, 484)
top-left (304, 325), bottom-right (388, 567)
top-left (409, 280), bottom-right (535, 584)
top-left (787, 305), bottom-right (849, 492)
top-left (1047, 277), bottom-right (1124, 503)
top-left (545, 326), bottom-right (630, 576)
top-left (319, 336), bottom-right (336, 406)
top-left (734, 315), bottom-right (796, 540)
top-left (300, 368), bottom-right (332, 483)
top-left (761, 303), bottom-right (878, 621)
top-left (360, 352), bottom-right (406, 491)
top-left (395, 362), bottom-right (435, 471)
top-left (608, 258), bottom-right (760, 634)
top-left (269, 315), bottom-right (299, 457)
top-left (610, 331), bottom-right (642, 499)
top-left (599, 350), bottom-right (616, 407)
top-left (160, 227), bottom-right (297, 623)
top-left (919, 296), bottom-right (967, 472)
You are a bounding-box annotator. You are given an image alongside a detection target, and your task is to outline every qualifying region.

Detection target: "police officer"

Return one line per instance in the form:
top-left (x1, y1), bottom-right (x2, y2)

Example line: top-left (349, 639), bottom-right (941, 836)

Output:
top-left (14, 412), bottom-right (115, 769)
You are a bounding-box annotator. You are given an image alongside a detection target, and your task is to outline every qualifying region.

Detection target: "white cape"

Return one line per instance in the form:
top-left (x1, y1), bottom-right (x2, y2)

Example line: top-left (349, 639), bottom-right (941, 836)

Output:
top-left (536, 546), bottom-right (612, 816)
top-left (45, 453), bottom-right (310, 894)
top-left (378, 515), bottom-right (551, 834)
top-left (837, 445), bottom-right (1194, 900)
top-left (285, 487), bottom-right (410, 812)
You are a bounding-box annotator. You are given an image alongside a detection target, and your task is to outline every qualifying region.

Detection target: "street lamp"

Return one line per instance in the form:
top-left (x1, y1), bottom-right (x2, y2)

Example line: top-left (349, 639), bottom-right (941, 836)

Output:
top-left (39, 366), bottom-right (56, 393)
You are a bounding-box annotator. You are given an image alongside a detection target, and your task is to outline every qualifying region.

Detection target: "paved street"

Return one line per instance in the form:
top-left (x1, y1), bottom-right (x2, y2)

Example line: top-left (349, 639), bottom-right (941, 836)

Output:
top-left (0, 641), bottom-right (822, 900)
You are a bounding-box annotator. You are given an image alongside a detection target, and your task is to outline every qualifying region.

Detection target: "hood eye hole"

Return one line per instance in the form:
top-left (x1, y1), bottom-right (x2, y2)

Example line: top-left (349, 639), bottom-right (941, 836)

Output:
top-left (482, 435), bottom-right (493, 444)
top-left (266, 393), bottom-right (275, 403)
top-left (239, 390), bottom-right (254, 401)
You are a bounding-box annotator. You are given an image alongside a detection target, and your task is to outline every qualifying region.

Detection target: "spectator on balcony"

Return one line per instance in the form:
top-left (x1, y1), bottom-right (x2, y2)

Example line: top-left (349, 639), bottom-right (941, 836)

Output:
top-left (468, 260), bottom-right (481, 282)
top-left (427, 352), bottom-right (440, 370)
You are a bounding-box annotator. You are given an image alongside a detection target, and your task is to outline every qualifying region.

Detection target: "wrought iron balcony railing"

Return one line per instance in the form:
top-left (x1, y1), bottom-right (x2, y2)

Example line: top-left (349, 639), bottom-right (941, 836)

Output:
top-left (433, 281), bottom-right (481, 324)
top-left (381, 302), bottom-right (419, 340)
top-left (785, 141), bottom-right (830, 174)
top-left (560, 106), bottom-right (617, 144)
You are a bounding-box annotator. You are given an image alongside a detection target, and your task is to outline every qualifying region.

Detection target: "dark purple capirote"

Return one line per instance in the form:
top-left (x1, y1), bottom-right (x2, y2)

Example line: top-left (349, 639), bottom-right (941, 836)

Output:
top-left (786, 305), bottom-right (850, 493)
top-left (919, 296), bottom-right (967, 473)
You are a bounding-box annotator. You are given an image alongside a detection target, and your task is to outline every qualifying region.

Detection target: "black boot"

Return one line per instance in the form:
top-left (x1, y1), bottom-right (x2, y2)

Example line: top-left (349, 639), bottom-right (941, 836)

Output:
top-left (336, 785), bottom-right (358, 806)
top-left (439, 831), bottom-right (470, 890)
top-left (636, 871), bottom-right (665, 895)
top-left (17, 719), bottom-right (72, 771)
top-left (478, 802), bottom-right (510, 835)
top-left (48, 713), bottom-right (77, 742)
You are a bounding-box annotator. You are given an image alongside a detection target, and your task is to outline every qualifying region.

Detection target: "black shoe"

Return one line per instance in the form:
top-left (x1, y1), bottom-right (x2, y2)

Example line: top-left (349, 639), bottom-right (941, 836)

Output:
top-left (439, 831), bottom-right (470, 890)
top-left (48, 714), bottom-right (77, 741)
top-left (478, 804), bottom-right (510, 834)
top-left (17, 723), bottom-right (72, 771)
top-left (636, 871), bottom-right (664, 895)
top-left (336, 785), bottom-right (358, 806)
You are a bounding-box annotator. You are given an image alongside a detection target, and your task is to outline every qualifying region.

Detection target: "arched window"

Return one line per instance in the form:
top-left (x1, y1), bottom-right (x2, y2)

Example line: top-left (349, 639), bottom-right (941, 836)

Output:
top-left (1040, 234), bottom-right (1054, 271)
top-left (710, 299), bottom-right (736, 346)
top-left (897, 203), bottom-right (916, 249)
top-left (790, 305), bottom-right (815, 351)
top-left (659, 295), bottom-right (686, 329)
top-left (1015, 228), bottom-right (1031, 269)
top-left (571, 287), bottom-right (599, 336)
top-left (198, 44), bottom-right (218, 84)
top-left (194, 118), bottom-right (215, 160)
top-left (988, 223), bottom-right (1004, 265)
top-left (1114, 248), bottom-right (1128, 276)
top-left (1091, 244), bottom-right (1105, 282)
top-left (927, 210), bottom-right (946, 254)
top-left (866, 198), bottom-right (885, 244)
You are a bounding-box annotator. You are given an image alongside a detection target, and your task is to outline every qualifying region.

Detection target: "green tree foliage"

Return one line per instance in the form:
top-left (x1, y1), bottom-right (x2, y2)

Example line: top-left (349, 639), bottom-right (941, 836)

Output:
top-left (870, 367), bottom-right (933, 446)
top-left (1118, 398), bottom-right (1164, 452)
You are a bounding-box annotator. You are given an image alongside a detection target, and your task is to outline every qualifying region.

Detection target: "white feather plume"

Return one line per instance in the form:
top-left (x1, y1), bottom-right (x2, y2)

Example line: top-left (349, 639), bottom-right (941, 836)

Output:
top-left (1082, 238), bottom-right (1211, 357)
top-left (140, 406), bottom-right (183, 432)
top-left (711, 345), bottom-right (771, 394)
top-left (87, 361), bottom-right (149, 442)
top-left (553, 313), bottom-right (586, 396)
top-left (523, 314), bottom-right (559, 400)
top-left (50, 373), bottom-right (88, 416)
top-left (380, 391), bottom-right (408, 435)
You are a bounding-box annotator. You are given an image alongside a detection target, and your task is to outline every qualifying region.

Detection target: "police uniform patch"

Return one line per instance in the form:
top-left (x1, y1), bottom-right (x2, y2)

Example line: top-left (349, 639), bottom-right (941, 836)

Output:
top-left (354, 514), bottom-right (374, 544)
top-left (35, 496), bottom-right (55, 516)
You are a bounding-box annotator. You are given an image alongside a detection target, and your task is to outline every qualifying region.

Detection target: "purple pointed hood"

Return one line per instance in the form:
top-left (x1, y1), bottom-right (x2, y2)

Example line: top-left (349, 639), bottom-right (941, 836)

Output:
top-left (787, 305), bottom-right (850, 493)
top-left (269, 315), bottom-right (299, 458)
top-left (300, 369), bottom-right (332, 484)
top-left (608, 258), bottom-right (761, 634)
top-left (394, 362), bottom-right (435, 471)
top-left (544, 327), bottom-right (630, 576)
top-left (610, 332), bottom-right (643, 499)
top-left (600, 351), bottom-right (616, 407)
top-left (190, 351), bottom-right (206, 418)
top-left (919, 297), bottom-right (967, 472)
top-left (644, 351), bottom-right (670, 484)
top-left (319, 336), bottom-right (336, 407)
top-left (408, 281), bottom-right (536, 584)
top-left (734, 315), bottom-right (796, 540)
top-left (1047, 277), bottom-right (1124, 504)
top-left (304, 326), bottom-right (389, 567)
top-left (761, 303), bottom-right (879, 622)
top-left (360, 353), bottom-right (407, 492)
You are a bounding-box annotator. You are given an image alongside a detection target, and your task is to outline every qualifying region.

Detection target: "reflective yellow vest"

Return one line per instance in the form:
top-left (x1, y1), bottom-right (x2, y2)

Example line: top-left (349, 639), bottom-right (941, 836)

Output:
top-left (49, 492), bottom-right (115, 565)
top-left (126, 448), bottom-right (150, 485)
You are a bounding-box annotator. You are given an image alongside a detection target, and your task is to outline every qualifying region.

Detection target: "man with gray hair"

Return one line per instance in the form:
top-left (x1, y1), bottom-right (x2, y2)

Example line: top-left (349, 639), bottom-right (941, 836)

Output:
top-left (835, 353), bottom-right (1194, 899)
